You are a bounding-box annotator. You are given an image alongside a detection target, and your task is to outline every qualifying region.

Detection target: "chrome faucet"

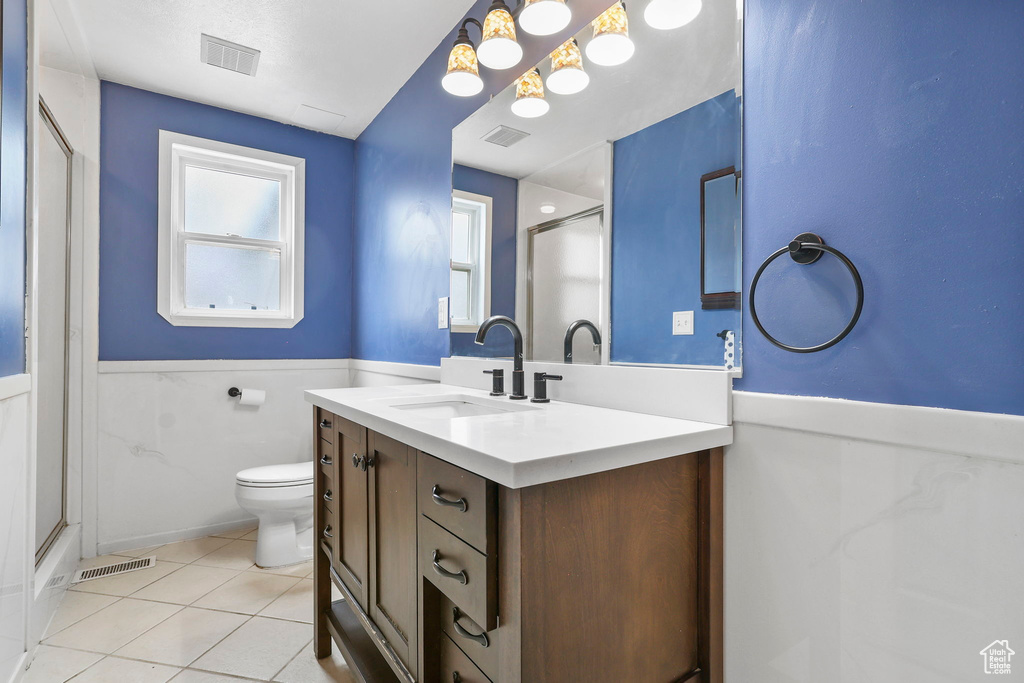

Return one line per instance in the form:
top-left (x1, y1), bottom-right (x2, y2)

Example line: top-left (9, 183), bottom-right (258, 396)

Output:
top-left (475, 315), bottom-right (527, 400)
top-left (563, 319), bottom-right (602, 364)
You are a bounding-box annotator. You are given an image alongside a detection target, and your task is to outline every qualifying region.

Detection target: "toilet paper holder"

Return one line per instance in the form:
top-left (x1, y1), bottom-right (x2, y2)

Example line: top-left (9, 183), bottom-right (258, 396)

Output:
top-left (227, 387), bottom-right (242, 398)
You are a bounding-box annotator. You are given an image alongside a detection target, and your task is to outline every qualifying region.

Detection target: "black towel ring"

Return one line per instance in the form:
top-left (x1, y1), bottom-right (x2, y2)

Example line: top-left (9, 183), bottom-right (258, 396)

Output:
top-left (749, 233), bottom-right (864, 353)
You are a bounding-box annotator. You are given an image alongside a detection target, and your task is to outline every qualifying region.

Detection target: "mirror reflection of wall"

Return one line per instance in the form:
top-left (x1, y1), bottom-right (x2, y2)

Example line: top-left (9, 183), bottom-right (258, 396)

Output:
top-left (451, 0), bottom-right (742, 369)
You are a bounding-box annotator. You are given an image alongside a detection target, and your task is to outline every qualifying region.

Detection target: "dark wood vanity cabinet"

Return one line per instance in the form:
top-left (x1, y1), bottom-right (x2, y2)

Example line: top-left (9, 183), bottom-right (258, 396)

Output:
top-left (313, 407), bottom-right (724, 683)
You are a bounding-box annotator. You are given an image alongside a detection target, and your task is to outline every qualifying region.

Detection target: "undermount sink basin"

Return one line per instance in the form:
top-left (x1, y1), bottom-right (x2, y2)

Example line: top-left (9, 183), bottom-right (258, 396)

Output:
top-left (383, 394), bottom-right (536, 419)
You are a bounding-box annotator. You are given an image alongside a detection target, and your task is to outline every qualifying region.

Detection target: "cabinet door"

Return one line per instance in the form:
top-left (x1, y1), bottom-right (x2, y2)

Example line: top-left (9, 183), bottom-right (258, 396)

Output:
top-left (335, 417), bottom-right (369, 611)
top-left (368, 431), bottom-right (418, 674)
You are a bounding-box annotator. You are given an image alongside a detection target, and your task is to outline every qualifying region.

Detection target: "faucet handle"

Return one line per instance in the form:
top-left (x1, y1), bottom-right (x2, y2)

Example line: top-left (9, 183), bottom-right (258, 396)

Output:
top-left (530, 372), bottom-right (563, 404)
top-left (483, 369), bottom-right (505, 396)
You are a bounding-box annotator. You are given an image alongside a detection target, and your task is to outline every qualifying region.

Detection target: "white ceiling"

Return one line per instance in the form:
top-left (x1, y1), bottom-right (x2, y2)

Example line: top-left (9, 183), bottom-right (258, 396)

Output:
top-left (453, 0), bottom-right (740, 180)
top-left (44, 0), bottom-right (477, 138)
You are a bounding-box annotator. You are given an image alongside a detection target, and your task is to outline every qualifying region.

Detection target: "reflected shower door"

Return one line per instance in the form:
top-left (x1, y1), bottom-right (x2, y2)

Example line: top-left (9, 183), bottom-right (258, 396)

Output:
top-left (35, 100), bottom-right (72, 563)
top-left (527, 209), bottom-right (603, 363)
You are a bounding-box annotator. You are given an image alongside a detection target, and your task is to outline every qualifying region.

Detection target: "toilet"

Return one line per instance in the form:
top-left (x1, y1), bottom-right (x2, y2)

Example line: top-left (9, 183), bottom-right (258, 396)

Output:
top-left (235, 461), bottom-right (314, 568)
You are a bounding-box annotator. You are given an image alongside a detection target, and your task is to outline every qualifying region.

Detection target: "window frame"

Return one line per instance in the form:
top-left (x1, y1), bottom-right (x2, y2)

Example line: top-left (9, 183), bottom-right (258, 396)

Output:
top-left (157, 130), bottom-right (305, 328)
top-left (450, 190), bottom-right (492, 333)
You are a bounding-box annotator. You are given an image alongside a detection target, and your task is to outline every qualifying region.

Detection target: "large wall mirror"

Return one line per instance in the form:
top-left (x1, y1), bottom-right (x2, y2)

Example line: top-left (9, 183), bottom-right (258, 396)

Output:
top-left (450, 0), bottom-right (742, 369)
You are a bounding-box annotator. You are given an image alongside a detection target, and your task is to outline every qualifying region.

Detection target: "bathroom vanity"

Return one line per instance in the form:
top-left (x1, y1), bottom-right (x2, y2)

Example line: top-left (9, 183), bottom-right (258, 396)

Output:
top-left (306, 385), bottom-right (729, 683)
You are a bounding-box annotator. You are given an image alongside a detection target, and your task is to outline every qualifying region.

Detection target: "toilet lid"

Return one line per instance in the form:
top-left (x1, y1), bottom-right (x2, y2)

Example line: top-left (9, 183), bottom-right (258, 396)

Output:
top-left (236, 461), bottom-right (314, 486)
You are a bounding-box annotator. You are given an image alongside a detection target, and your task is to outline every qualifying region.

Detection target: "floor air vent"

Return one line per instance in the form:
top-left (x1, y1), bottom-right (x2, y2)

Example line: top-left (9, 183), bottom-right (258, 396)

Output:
top-left (482, 125), bottom-right (530, 148)
top-left (201, 34), bottom-right (261, 77)
top-left (72, 557), bottom-right (156, 584)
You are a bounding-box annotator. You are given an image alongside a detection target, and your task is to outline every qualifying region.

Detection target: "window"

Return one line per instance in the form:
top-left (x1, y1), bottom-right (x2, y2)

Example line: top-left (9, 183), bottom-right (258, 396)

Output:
top-left (158, 131), bottom-right (305, 328)
top-left (450, 190), bottom-right (492, 332)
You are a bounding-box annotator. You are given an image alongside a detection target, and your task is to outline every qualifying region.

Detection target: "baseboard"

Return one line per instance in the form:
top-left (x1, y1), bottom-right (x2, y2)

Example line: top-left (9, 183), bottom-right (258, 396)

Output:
top-left (97, 517), bottom-right (258, 556)
top-left (98, 359), bottom-right (351, 374)
top-left (733, 391), bottom-right (1024, 464)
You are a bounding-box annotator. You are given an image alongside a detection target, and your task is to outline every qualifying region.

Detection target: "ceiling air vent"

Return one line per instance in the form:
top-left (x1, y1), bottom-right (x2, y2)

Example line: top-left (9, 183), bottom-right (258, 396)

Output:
top-left (201, 34), bottom-right (261, 77)
top-left (482, 125), bottom-right (530, 148)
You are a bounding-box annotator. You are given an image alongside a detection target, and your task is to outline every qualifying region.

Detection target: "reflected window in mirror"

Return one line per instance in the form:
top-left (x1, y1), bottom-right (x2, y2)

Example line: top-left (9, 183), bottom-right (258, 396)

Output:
top-left (450, 190), bottom-right (492, 332)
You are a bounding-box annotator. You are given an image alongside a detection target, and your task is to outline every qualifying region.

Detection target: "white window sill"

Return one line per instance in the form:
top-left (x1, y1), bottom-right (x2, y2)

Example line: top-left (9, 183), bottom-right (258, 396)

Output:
top-left (159, 310), bottom-right (303, 329)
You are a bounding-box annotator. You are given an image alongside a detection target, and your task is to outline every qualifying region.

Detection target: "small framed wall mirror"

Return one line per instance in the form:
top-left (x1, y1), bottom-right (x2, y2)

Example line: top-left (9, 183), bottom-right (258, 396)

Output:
top-left (450, 0), bottom-right (743, 370)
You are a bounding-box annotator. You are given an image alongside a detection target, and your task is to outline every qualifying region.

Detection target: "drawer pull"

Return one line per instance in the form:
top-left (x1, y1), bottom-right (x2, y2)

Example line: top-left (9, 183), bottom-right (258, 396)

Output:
top-left (431, 485), bottom-right (468, 513)
top-left (320, 454), bottom-right (332, 466)
top-left (351, 454), bottom-right (363, 469)
top-left (431, 550), bottom-right (468, 585)
top-left (452, 674), bottom-right (462, 683)
top-left (319, 419), bottom-right (332, 429)
top-left (452, 607), bottom-right (489, 648)
top-left (323, 490), bottom-right (333, 502)
top-left (323, 525), bottom-right (333, 539)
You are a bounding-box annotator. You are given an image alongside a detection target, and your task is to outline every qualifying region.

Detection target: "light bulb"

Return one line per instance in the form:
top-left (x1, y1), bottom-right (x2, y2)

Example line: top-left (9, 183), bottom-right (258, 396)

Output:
top-left (644, 0), bottom-right (702, 29)
top-left (511, 69), bottom-right (550, 118)
top-left (540, 203), bottom-right (557, 214)
top-left (477, 4), bottom-right (523, 69)
top-left (442, 43), bottom-right (484, 96)
top-left (519, 0), bottom-right (572, 36)
top-left (586, 2), bottom-right (635, 66)
top-left (546, 39), bottom-right (590, 95)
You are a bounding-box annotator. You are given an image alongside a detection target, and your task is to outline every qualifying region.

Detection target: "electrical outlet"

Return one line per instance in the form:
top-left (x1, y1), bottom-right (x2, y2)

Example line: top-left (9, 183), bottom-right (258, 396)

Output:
top-left (438, 297), bottom-right (449, 329)
top-left (673, 311), bottom-right (694, 336)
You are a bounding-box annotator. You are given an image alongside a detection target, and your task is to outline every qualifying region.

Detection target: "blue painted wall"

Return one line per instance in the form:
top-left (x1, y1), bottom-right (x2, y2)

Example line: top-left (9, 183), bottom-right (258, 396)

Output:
top-left (737, 0), bottom-right (1024, 415)
top-left (353, 0), bottom-right (1023, 415)
top-left (451, 164), bottom-right (517, 358)
top-left (611, 91), bottom-right (741, 366)
top-left (0, 0), bottom-right (27, 376)
top-left (100, 82), bottom-right (354, 361)
top-left (351, 0), bottom-right (613, 366)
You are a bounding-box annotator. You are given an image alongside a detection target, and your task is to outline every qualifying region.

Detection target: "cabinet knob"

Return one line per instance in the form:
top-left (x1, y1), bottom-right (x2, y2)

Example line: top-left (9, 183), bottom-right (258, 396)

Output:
top-left (453, 674), bottom-right (462, 683)
top-left (452, 607), bottom-right (489, 648)
top-left (363, 455), bottom-right (375, 471)
top-left (323, 490), bottom-right (333, 502)
top-left (320, 454), bottom-right (332, 466)
top-left (431, 485), bottom-right (468, 513)
top-left (431, 549), bottom-right (468, 585)
top-left (351, 454), bottom-right (363, 469)
top-left (319, 419), bottom-right (332, 429)
top-left (323, 525), bottom-right (333, 539)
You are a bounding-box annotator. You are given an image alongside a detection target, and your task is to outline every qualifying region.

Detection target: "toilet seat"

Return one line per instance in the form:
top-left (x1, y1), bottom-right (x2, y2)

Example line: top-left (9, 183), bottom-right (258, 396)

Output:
top-left (236, 461), bottom-right (314, 488)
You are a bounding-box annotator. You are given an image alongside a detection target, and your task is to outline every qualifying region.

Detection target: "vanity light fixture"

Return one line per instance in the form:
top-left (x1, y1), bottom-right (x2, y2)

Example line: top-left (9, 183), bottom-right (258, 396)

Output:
top-left (442, 19), bottom-right (486, 97)
top-left (477, 0), bottom-right (524, 70)
top-left (540, 203), bottom-right (557, 214)
top-left (518, 0), bottom-right (572, 36)
top-left (511, 68), bottom-right (550, 118)
top-left (546, 38), bottom-right (590, 95)
top-left (644, 0), bottom-right (702, 30)
top-left (586, 1), bottom-right (635, 67)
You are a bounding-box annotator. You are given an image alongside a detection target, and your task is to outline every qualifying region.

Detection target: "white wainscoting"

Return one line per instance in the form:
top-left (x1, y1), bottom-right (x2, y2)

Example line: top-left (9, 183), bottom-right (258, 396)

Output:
top-left (725, 392), bottom-right (1024, 682)
top-left (94, 360), bottom-right (350, 555)
top-left (0, 376), bottom-right (31, 683)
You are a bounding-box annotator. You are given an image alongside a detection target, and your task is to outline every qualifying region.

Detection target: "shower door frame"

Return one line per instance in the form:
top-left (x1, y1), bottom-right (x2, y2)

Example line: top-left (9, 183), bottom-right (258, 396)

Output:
top-left (525, 205), bottom-right (605, 362)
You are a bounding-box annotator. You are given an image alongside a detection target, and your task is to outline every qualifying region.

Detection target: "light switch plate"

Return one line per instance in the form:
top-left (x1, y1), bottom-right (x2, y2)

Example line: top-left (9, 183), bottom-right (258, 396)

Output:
top-left (438, 297), bottom-right (449, 329)
top-left (673, 311), bottom-right (694, 336)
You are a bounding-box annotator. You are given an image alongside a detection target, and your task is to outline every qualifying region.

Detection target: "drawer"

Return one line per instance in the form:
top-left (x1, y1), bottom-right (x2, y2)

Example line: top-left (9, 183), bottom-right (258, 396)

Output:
top-left (318, 438), bottom-right (335, 476)
top-left (418, 452), bottom-right (495, 555)
top-left (440, 632), bottom-right (491, 683)
top-left (438, 593), bottom-right (498, 681)
top-left (317, 410), bottom-right (335, 443)
top-left (420, 516), bottom-right (496, 630)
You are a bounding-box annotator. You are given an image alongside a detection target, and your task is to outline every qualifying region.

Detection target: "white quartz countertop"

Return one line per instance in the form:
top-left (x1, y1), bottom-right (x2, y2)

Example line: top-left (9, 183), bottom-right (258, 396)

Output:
top-left (304, 384), bottom-right (732, 489)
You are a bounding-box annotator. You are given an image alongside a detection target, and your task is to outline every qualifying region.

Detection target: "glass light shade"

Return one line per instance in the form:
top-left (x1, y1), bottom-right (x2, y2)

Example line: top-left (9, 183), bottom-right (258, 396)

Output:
top-left (644, 0), bottom-right (702, 29)
top-left (518, 0), bottom-right (572, 36)
top-left (511, 69), bottom-right (550, 118)
top-left (477, 7), bottom-right (523, 69)
top-left (586, 2), bottom-right (635, 66)
top-left (539, 203), bottom-right (557, 214)
top-left (546, 39), bottom-right (589, 95)
top-left (442, 43), bottom-right (484, 96)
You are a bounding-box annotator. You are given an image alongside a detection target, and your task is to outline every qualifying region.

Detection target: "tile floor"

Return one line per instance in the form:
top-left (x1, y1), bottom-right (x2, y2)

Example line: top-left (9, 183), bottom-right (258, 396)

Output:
top-left (27, 527), bottom-right (355, 682)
